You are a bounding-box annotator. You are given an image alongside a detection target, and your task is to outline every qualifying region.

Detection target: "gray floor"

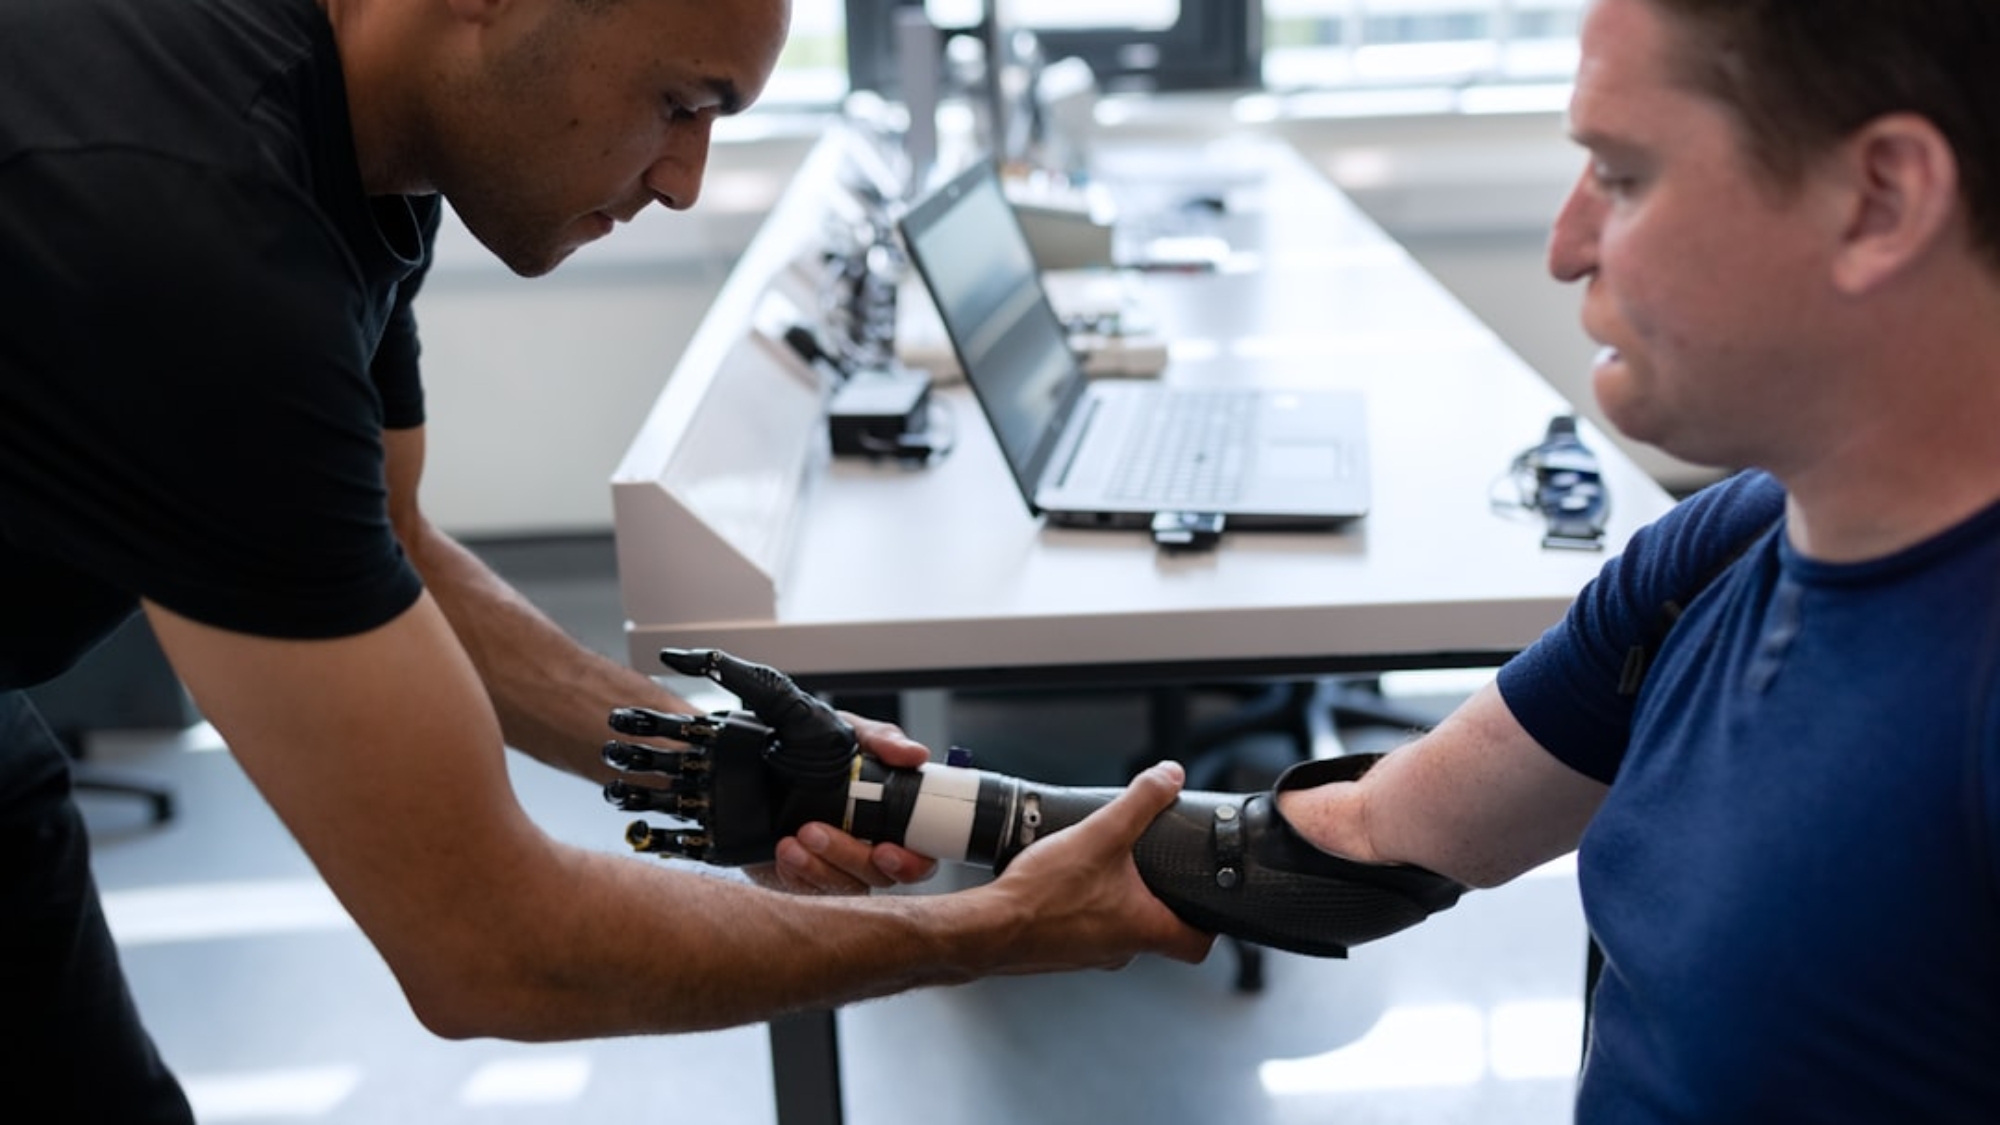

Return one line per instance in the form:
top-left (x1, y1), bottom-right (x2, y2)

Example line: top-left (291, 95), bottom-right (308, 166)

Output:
top-left (74, 537), bottom-right (1587, 1125)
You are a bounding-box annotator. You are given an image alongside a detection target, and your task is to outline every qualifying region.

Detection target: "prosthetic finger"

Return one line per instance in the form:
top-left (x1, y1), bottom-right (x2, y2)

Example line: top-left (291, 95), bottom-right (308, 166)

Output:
top-left (599, 712), bottom-right (854, 866)
top-left (658, 648), bottom-right (857, 784)
top-left (605, 649), bottom-right (1464, 956)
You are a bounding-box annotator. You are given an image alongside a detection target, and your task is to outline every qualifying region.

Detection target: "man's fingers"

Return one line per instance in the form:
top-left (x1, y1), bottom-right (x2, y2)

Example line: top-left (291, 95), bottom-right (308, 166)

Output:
top-left (841, 711), bottom-right (931, 770)
top-left (1159, 925), bottom-right (1217, 964)
top-left (1088, 762), bottom-right (1214, 963)
top-left (772, 836), bottom-right (879, 894)
top-left (1101, 761), bottom-right (1187, 834)
top-left (870, 842), bottom-right (938, 884)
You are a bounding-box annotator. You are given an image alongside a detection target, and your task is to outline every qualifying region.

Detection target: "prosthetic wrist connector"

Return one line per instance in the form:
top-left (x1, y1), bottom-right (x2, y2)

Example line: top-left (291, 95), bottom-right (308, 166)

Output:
top-left (604, 648), bottom-right (1463, 958)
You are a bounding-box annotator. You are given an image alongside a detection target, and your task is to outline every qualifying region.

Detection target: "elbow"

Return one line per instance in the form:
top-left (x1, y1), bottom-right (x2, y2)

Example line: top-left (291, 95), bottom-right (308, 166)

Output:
top-left (1448, 845), bottom-right (1574, 891)
top-left (1456, 869), bottom-right (1513, 892)
top-left (355, 835), bottom-right (624, 1041)
top-left (378, 919), bottom-right (575, 1042)
top-left (394, 956), bottom-right (530, 1042)
top-left (404, 983), bottom-right (493, 1043)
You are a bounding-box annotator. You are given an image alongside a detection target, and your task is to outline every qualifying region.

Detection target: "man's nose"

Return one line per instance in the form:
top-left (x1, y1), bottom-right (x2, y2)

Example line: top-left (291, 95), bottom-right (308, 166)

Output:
top-left (1547, 167), bottom-right (1600, 283)
top-left (645, 120), bottom-right (713, 211)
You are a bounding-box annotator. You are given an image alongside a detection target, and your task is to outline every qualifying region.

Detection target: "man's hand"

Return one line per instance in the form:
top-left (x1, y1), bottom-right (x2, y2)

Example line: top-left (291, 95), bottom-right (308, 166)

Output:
top-left (981, 761), bottom-right (1216, 971)
top-left (756, 712), bottom-right (940, 895)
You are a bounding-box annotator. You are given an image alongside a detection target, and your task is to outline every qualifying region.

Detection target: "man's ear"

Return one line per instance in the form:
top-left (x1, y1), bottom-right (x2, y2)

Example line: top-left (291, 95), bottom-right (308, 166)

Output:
top-left (1830, 113), bottom-right (1961, 295)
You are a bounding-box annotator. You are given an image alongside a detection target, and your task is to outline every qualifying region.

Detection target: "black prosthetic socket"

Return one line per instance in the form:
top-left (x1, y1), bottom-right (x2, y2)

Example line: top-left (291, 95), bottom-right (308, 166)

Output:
top-left (947, 756), bottom-right (1464, 957)
top-left (1126, 755), bottom-right (1464, 957)
top-left (606, 648), bottom-right (1466, 956)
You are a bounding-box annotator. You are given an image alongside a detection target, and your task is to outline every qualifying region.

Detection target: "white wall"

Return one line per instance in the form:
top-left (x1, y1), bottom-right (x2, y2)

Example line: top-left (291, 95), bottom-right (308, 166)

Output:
top-left (414, 106), bottom-right (1715, 538)
top-left (416, 135), bottom-right (816, 538)
top-left (1272, 108), bottom-right (1717, 493)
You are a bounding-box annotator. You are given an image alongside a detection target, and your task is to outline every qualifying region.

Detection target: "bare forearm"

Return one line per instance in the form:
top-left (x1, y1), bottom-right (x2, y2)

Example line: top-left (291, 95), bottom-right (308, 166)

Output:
top-left (389, 769), bottom-right (1204, 1040)
top-left (412, 843), bottom-right (1011, 1039)
top-left (1278, 683), bottom-right (1605, 888)
top-left (401, 521), bottom-right (684, 781)
top-left (150, 588), bottom-right (1211, 1047)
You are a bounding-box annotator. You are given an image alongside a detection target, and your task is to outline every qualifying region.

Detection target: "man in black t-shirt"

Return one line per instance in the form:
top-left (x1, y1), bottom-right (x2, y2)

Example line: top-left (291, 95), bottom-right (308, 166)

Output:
top-left (0, 0), bottom-right (1210, 1116)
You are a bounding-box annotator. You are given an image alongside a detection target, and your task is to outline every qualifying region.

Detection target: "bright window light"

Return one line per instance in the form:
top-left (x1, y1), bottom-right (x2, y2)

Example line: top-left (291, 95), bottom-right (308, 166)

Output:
top-left (181, 1066), bottom-right (362, 1120)
top-left (459, 1056), bottom-right (594, 1107)
top-left (1004, 0), bottom-right (1180, 30)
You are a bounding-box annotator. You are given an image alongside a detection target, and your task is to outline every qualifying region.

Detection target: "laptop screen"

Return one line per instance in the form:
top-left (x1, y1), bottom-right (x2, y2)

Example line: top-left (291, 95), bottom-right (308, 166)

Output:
top-left (899, 160), bottom-right (1084, 495)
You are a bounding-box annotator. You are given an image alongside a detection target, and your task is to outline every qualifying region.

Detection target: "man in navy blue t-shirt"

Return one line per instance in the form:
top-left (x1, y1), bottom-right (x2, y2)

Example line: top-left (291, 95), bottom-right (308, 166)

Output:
top-left (0, 0), bottom-right (1210, 1117)
top-left (1279, 0), bottom-right (2000, 1119)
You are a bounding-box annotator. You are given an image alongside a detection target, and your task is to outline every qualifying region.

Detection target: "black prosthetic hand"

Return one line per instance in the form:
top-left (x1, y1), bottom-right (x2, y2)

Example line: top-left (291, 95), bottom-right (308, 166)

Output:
top-left (601, 648), bottom-right (865, 865)
top-left (605, 648), bottom-right (1464, 958)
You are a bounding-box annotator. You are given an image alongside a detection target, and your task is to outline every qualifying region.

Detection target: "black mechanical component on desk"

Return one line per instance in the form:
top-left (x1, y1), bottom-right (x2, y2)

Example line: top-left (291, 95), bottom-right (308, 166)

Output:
top-left (604, 648), bottom-right (1465, 958)
top-left (783, 323), bottom-right (852, 382)
top-left (786, 322), bottom-right (939, 462)
top-left (1525, 414), bottom-right (1609, 550)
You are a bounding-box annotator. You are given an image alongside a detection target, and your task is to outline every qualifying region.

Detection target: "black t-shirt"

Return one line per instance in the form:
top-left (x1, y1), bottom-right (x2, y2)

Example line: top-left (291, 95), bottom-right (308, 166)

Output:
top-left (0, 0), bottom-right (434, 688)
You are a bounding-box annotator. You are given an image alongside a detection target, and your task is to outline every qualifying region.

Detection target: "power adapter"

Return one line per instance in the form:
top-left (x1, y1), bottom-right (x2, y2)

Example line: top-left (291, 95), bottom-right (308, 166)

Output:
top-left (828, 368), bottom-right (933, 458)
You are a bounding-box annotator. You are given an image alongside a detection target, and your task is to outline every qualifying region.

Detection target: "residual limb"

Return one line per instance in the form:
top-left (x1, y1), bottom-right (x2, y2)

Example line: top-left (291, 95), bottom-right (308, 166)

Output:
top-left (603, 648), bottom-right (1465, 958)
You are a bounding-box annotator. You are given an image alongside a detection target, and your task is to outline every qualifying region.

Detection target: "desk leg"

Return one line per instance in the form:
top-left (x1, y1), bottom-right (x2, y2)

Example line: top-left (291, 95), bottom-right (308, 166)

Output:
top-left (769, 1009), bottom-right (844, 1125)
top-left (895, 689), bottom-right (952, 754)
top-left (823, 689), bottom-right (952, 753)
top-left (767, 689), bottom-right (943, 1125)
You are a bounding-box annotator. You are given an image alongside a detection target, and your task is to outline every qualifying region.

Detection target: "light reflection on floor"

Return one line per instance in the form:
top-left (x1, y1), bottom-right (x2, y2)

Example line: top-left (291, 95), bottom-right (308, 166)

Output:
top-left (181, 1066), bottom-right (363, 1121)
top-left (1259, 998), bottom-right (1583, 1096)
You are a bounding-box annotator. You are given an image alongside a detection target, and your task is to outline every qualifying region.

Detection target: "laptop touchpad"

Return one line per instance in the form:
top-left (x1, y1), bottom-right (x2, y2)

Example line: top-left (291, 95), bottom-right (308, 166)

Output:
top-left (1266, 445), bottom-right (1343, 478)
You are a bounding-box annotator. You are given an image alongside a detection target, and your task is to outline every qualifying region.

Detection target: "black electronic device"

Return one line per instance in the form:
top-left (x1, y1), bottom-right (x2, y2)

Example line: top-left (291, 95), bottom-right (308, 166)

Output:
top-left (828, 367), bottom-right (935, 458)
top-left (785, 322), bottom-right (938, 461)
top-left (1151, 510), bottom-right (1225, 552)
top-left (1523, 415), bottom-right (1609, 550)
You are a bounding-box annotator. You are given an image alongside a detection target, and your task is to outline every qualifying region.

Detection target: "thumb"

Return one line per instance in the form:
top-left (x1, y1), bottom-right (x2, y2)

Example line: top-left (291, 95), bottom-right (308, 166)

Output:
top-left (844, 712), bottom-right (931, 769)
top-left (1098, 761), bottom-right (1186, 839)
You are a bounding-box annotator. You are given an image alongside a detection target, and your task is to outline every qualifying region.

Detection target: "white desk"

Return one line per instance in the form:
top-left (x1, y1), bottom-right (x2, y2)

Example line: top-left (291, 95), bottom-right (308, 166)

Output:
top-left (614, 132), bottom-right (1669, 692)
top-left (610, 129), bottom-right (1675, 1125)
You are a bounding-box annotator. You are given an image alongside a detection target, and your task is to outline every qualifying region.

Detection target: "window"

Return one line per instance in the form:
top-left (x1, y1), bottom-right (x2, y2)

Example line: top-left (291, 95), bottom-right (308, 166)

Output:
top-left (761, 0), bottom-right (851, 107)
top-left (762, 0), bottom-right (1582, 111)
top-left (1263, 0), bottom-right (1585, 91)
top-left (844, 1), bottom-right (1255, 98)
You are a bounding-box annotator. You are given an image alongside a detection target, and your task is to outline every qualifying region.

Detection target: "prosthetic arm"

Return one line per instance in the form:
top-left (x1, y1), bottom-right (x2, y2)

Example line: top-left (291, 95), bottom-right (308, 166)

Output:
top-left (603, 648), bottom-right (1463, 958)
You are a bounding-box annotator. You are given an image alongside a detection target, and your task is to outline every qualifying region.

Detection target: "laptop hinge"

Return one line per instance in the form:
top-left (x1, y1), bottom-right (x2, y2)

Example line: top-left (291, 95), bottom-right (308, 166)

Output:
top-left (1050, 396), bottom-right (1102, 490)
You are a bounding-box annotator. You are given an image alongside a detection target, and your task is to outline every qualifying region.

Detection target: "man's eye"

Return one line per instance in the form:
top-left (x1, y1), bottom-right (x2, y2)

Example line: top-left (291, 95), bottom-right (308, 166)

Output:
top-left (1591, 164), bottom-right (1636, 195)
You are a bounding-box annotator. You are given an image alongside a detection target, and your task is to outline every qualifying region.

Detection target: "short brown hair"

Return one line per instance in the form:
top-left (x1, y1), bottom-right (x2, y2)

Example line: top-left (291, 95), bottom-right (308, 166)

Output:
top-left (1647, 0), bottom-right (2000, 267)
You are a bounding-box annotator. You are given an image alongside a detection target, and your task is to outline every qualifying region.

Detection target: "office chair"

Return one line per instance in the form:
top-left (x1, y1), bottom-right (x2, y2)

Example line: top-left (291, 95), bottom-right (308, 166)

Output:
top-left (25, 616), bottom-right (189, 826)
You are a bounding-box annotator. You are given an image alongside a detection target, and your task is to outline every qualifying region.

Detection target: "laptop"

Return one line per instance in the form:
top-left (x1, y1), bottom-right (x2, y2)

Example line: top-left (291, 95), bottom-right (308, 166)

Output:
top-left (897, 159), bottom-right (1370, 531)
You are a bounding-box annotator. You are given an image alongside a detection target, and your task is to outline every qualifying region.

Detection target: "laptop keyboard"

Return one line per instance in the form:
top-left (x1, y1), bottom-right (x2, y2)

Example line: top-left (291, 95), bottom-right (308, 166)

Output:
top-left (1107, 390), bottom-right (1258, 506)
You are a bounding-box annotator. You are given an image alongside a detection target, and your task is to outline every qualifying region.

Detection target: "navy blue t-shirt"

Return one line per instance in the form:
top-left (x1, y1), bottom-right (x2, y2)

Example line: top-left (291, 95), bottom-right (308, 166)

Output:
top-left (1500, 471), bottom-right (2000, 1121)
top-left (0, 0), bottom-right (433, 689)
